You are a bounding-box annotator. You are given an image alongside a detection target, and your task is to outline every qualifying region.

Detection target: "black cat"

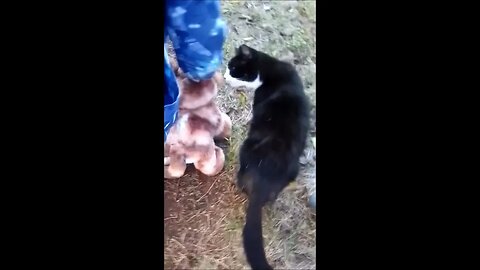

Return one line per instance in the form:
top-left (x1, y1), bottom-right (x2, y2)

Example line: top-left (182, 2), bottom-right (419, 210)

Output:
top-left (224, 45), bottom-right (310, 270)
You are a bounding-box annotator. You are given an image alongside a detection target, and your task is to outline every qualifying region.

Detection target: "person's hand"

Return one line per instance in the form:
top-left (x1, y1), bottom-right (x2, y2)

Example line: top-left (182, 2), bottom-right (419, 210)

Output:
top-left (169, 56), bottom-right (223, 88)
top-left (212, 71), bottom-right (224, 88)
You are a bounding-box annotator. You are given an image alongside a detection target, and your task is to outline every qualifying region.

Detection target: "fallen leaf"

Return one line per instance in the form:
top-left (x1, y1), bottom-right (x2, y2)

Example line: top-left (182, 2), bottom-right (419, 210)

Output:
top-left (238, 92), bottom-right (248, 108)
top-left (286, 181), bottom-right (298, 191)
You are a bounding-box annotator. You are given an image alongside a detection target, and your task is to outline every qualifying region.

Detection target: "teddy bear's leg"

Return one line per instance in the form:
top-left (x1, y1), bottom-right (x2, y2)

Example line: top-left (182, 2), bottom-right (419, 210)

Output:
top-left (164, 140), bottom-right (172, 165)
top-left (194, 145), bottom-right (225, 176)
top-left (164, 124), bottom-right (178, 157)
top-left (214, 112), bottom-right (232, 139)
top-left (164, 143), bottom-right (170, 157)
top-left (164, 156), bottom-right (186, 179)
top-left (164, 145), bottom-right (187, 179)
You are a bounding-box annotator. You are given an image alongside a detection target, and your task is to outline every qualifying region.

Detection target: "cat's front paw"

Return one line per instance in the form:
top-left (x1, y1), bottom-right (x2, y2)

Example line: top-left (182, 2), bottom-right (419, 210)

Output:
top-left (236, 175), bottom-right (251, 195)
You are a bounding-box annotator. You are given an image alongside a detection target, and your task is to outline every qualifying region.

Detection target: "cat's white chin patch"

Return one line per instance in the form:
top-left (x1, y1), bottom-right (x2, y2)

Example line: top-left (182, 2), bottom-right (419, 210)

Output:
top-left (224, 67), bottom-right (262, 90)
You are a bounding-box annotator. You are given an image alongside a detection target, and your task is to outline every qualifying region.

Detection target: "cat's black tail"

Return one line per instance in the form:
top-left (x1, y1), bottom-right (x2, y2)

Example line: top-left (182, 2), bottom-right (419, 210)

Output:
top-left (243, 191), bottom-right (273, 270)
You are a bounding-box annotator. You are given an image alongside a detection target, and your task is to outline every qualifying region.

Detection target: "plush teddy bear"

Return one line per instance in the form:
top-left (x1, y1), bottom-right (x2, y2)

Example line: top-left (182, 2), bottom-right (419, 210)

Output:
top-left (164, 57), bottom-right (232, 179)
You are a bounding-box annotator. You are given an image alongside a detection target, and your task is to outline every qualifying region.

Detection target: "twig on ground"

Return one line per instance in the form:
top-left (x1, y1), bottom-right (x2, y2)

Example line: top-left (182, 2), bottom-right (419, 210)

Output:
top-left (196, 176), bottom-right (220, 202)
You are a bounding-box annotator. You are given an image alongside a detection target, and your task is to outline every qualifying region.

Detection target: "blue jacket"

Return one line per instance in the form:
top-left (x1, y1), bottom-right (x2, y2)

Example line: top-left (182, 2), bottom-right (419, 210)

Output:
top-left (164, 0), bottom-right (227, 142)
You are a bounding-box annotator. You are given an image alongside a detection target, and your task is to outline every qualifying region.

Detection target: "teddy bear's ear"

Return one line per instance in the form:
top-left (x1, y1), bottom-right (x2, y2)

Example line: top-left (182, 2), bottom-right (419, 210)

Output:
top-left (213, 71), bottom-right (224, 88)
top-left (168, 57), bottom-right (179, 71)
top-left (176, 67), bottom-right (186, 79)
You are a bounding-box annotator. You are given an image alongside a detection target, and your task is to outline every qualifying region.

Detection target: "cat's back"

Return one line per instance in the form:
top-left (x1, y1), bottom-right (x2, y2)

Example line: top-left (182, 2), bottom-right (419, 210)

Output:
top-left (246, 89), bottom-right (310, 166)
top-left (241, 90), bottom-right (309, 179)
top-left (254, 58), bottom-right (309, 128)
top-left (258, 55), bottom-right (304, 90)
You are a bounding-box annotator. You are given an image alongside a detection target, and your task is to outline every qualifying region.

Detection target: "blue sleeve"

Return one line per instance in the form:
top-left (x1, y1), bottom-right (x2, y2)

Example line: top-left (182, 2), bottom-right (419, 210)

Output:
top-left (165, 0), bottom-right (227, 81)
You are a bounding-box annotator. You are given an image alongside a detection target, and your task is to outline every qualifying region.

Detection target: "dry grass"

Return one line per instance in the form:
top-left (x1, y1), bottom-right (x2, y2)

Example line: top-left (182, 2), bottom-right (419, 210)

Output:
top-left (165, 1), bottom-right (316, 269)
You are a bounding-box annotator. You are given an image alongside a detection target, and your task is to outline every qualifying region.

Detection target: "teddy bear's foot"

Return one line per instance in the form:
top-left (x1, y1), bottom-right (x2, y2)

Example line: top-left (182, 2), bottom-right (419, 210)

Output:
top-left (164, 161), bottom-right (186, 179)
top-left (195, 146), bottom-right (225, 176)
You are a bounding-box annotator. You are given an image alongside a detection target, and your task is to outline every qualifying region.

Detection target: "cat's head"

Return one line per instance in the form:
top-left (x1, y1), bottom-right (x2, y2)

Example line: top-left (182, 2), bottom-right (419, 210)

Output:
top-left (224, 44), bottom-right (263, 90)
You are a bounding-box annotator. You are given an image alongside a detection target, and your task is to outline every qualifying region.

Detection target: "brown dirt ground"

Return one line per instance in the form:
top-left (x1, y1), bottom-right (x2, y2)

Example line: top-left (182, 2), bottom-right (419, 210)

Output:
top-left (164, 143), bottom-right (247, 270)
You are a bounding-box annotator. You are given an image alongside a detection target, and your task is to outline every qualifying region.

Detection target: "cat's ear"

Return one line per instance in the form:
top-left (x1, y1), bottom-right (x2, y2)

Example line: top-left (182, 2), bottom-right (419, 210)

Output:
top-left (239, 44), bottom-right (252, 59)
